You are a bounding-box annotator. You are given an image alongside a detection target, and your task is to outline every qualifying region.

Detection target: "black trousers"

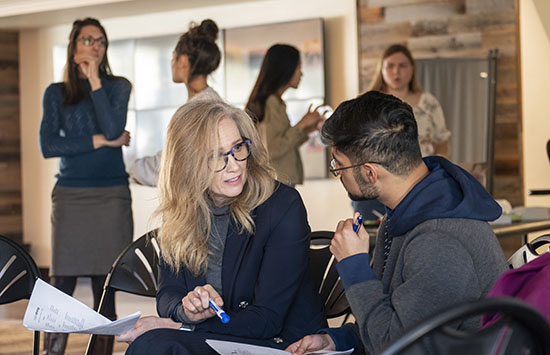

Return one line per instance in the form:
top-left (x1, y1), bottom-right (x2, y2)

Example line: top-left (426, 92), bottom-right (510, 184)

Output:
top-left (126, 329), bottom-right (288, 355)
top-left (51, 275), bottom-right (116, 319)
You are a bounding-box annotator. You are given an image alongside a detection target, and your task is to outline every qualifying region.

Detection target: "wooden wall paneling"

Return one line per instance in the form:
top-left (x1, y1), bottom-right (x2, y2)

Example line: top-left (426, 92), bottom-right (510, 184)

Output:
top-left (359, 21), bottom-right (413, 51)
top-left (407, 32), bottom-right (482, 53)
top-left (0, 30), bottom-right (22, 245)
top-left (465, 0), bottom-right (515, 14)
top-left (448, 12), bottom-right (515, 33)
top-left (359, 7), bottom-right (384, 23)
top-left (356, 0), bottom-right (522, 206)
top-left (384, 2), bottom-right (465, 23)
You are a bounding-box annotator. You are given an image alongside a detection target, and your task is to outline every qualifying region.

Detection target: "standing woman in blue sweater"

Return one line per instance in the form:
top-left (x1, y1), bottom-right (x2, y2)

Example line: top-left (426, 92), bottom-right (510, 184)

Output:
top-left (39, 17), bottom-right (132, 355)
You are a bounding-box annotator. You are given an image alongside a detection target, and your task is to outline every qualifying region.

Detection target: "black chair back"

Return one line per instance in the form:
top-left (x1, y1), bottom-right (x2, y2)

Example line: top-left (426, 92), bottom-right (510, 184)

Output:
top-left (309, 231), bottom-right (351, 324)
top-left (105, 230), bottom-right (160, 297)
top-left (85, 230), bottom-right (160, 355)
top-left (0, 235), bottom-right (41, 355)
top-left (379, 297), bottom-right (550, 355)
top-left (507, 233), bottom-right (550, 269)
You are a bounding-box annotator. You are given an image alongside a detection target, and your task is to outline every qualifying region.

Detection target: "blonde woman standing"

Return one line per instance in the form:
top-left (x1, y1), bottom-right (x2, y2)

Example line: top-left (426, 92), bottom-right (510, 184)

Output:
top-left (369, 44), bottom-right (450, 157)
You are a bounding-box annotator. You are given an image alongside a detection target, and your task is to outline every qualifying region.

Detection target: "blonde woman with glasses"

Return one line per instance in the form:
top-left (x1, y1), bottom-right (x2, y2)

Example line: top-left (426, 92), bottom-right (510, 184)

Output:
top-left (39, 17), bottom-right (132, 355)
top-left (118, 100), bottom-right (327, 354)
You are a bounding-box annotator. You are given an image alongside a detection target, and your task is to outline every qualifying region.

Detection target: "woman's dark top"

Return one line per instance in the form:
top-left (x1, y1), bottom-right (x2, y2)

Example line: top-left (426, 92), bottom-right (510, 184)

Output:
top-left (39, 75), bottom-right (131, 187)
top-left (157, 183), bottom-right (327, 345)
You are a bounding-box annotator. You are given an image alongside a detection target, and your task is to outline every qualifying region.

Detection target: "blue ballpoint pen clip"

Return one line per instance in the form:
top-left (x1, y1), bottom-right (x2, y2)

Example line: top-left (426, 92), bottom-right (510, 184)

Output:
top-left (209, 298), bottom-right (230, 324)
top-left (353, 215), bottom-right (363, 234)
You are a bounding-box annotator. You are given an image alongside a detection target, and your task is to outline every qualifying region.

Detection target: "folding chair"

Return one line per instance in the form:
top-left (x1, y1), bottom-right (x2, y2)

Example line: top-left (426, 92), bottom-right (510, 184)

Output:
top-left (85, 230), bottom-right (160, 355)
top-left (379, 297), bottom-right (550, 355)
top-left (309, 231), bottom-right (351, 325)
top-left (0, 235), bottom-right (41, 355)
top-left (507, 233), bottom-right (550, 269)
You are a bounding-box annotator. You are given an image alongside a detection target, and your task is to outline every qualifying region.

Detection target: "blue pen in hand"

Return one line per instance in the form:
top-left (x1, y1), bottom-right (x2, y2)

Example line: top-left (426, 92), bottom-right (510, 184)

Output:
top-left (352, 215), bottom-right (363, 234)
top-left (209, 298), bottom-right (230, 324)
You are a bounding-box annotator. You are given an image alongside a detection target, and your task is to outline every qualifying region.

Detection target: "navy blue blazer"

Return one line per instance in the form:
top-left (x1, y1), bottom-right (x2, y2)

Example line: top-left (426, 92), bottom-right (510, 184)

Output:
top-left (156, 183), bottom-right (327, 346)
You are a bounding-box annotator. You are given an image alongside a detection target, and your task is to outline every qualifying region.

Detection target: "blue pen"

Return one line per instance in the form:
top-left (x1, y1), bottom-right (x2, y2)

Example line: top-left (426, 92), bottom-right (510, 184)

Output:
top-left (209, 298), bottom-right (230, 324)
top-left (353, 215), bottom-right (363, 234)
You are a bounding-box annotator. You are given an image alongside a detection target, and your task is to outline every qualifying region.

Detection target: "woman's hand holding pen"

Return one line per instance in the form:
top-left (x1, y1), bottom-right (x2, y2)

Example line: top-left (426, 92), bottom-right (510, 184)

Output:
top-left (182, 284), bottom-right (224, 322)
top-left (330, 212), bottom-right (370, 262)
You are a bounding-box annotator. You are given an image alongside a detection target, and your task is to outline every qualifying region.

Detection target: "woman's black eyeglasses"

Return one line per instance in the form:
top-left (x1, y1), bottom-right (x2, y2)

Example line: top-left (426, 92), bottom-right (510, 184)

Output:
top-left (213, 139), bottom-right (252, 172)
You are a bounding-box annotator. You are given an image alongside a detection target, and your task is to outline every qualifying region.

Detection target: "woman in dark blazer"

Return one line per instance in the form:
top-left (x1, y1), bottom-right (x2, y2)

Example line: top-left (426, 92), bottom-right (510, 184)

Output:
top-left (118, 100), bottom-right (327, 353)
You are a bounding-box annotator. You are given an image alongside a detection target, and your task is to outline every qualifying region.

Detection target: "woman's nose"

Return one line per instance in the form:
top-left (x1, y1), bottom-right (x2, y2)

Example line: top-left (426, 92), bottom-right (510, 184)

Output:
top-left (225, 154), bottom-right (239, 171)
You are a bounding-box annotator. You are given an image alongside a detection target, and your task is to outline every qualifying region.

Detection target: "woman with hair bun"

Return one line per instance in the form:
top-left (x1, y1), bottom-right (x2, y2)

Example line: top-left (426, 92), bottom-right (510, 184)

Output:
top-left (130, 19), bottom-right (222, 186)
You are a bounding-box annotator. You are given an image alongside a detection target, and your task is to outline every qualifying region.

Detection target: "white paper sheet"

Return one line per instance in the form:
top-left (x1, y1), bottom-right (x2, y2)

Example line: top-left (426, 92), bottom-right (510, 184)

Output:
top-left (23, 278), bottom-right (140, 335)
top-left (205, 339), bottom-right (353, 355)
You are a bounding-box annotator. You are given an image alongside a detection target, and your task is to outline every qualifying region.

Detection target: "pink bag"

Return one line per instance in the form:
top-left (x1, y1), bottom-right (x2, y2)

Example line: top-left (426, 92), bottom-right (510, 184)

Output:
top-left (482, 252), bottom-right (550, 326)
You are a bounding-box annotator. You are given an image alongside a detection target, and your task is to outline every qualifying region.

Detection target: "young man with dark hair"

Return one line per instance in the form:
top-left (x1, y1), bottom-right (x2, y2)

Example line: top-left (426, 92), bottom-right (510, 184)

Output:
top-left (287, 91), bottom-right (507, 354)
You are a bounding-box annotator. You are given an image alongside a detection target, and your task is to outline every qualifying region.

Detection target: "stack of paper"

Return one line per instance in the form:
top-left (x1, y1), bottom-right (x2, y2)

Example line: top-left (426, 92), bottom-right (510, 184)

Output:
top-left (206, 339), bottom-right (353, 355)
top-left (23, 279), bottom-right (140, 335)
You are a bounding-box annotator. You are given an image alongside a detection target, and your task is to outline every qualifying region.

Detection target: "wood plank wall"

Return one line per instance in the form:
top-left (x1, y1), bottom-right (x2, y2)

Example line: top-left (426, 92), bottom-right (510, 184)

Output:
top-left (357, 0), bottom-right (522, 206)
top-left (0, 31), bottom-right (23, 245)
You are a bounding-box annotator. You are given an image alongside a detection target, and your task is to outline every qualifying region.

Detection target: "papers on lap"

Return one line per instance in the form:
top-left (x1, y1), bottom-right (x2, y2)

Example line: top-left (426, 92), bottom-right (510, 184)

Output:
top-left (23, 279), bottom-right (140, 335)
top-left (205, 339), bottom-right (354, 355)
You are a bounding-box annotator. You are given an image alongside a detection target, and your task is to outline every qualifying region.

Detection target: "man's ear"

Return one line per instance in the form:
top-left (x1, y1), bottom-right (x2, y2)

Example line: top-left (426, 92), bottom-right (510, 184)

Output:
top-left (362, 164), bottom-right (377, 183)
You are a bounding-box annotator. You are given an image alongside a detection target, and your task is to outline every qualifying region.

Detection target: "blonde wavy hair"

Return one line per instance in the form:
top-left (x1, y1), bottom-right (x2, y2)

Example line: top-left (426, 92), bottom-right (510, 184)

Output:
top-left (368, 44), bottom-right (421, 94)
top-left (156, 100), bottom-right (276, 275)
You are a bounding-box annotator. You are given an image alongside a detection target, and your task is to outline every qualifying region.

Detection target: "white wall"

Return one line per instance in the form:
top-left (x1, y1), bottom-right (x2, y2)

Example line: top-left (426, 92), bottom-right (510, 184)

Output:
top-left (520, 0), bottom-right (550, 207)
top-left (19, 0), bottom-right (358, 266)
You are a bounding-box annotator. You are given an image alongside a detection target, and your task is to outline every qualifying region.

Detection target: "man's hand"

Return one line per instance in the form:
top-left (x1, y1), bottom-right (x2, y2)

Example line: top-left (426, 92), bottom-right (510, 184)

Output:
top-left (116, 316), bottom-right (180, 344)
top-left (285, 334), bottom-right (335, 354)
top-left (330, 212), bottom-right (370, 261)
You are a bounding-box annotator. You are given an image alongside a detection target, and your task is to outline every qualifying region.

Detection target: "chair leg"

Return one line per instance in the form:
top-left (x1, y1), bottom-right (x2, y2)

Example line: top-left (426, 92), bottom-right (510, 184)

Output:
top-left (42, 332), bottom-right (68, 355)
top-left (33, 331), bottom-right (40, 355)
top-left (89, 334), bottom-right (114, 355)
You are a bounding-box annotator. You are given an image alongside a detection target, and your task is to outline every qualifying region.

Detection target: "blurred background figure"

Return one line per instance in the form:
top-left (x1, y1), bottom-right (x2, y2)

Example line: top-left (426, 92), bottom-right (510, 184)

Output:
top-left (246, 44), bottom-right (324, 187)
top-left (39, 17), bottom-right (133, 355)
top-left (130, 19), bottom-right (222, 186)
top-left (355, 44), bottom-right (451, 221)
top-left (369, 44), bottom-right (450, 157)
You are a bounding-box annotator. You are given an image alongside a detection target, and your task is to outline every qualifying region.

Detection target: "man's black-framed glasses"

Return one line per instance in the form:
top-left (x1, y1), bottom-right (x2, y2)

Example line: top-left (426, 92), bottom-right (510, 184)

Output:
top-left (329, 158), bottom-right (385, 177)
top-left (214, 139), bottom-right (252, 172)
